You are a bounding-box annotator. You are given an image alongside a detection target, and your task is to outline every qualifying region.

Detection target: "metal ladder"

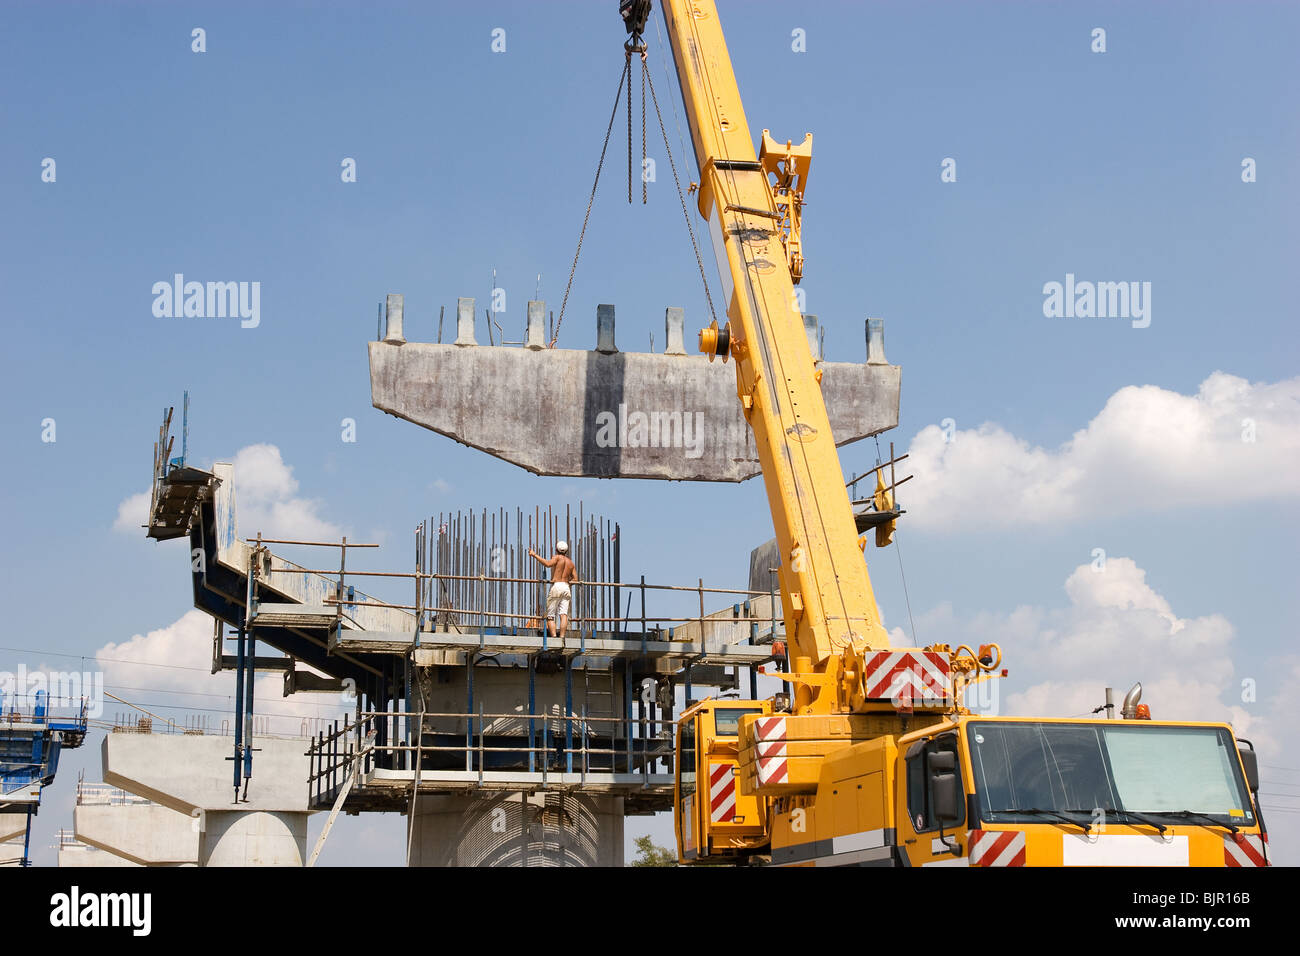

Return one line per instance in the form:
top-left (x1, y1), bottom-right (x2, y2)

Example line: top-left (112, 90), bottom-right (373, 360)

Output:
top-left (582, 656), bottom-right (618, 771)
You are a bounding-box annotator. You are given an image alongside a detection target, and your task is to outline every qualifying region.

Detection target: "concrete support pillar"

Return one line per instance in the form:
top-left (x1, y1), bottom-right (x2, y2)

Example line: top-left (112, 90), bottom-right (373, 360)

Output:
top-left (526, 300), bottom-right (547, 350)
top-left (200, 810), bottom-right (308, 867)
top-left (100, 733), bottom-right (315, 867)
top-left (455, 297), bottom-right (477, 346)
top-left (596, 304), bottom-right (617, 353)
top-left (408, 792), bottom-right (624, 867)
top-left (866, 317), bottom-right (887, 365)
top-left (383, 293), bottom-right (405, 345)
top-left (664, 307), bottom-right (686, 355)
top-left (803, 313), bottom-right (821, 360)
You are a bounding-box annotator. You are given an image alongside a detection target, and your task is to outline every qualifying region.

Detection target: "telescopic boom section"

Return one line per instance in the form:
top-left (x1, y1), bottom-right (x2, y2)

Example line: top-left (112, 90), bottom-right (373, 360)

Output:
top-left (653, 0), bottom-right (891, 707)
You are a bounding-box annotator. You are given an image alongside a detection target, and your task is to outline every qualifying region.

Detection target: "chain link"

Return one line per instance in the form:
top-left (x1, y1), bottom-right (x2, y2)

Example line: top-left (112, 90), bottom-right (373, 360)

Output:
top-left (644, 61), bottom-right (718, 326)
top-left (626, 50), bottom-right (633, 205)
top-left (641, 53), bottom-right (648, 205)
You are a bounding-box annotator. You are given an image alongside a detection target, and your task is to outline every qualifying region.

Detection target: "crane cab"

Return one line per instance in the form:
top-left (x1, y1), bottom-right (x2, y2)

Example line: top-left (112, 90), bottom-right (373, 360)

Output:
top-left (674, 699), bottom-right (772, 863)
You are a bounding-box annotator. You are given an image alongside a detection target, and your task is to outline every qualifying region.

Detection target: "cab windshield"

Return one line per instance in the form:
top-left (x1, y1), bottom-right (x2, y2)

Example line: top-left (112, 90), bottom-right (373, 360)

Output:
top-left (713, 707), bottom-right (764, 737)
top-left (966, 721), bottom-right (1254, 827)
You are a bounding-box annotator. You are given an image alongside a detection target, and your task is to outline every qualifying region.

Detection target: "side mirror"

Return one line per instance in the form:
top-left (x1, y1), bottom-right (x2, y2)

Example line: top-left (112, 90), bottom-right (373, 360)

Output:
top-left (928, 750), bottom-right (955, 773)
top-left (1237, 743), bottom-right (1259, 793)
top-left (928, 750), bottom-right (961, 823)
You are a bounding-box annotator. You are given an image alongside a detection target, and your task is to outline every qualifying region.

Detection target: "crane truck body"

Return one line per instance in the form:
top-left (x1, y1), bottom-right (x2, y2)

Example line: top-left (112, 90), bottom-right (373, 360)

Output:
top-left (618, 0), bottom-right (1270, 868)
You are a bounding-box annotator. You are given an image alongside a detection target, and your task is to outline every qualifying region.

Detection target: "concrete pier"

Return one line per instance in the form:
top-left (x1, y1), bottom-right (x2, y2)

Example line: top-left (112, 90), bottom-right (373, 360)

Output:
top-left (73, 787), bottom-right (199, 866)
top-left (400, 657), bottom-right (630, 866)
top-left (101, 733), bottom-right (314, 867)
top-left (409, 792), bottom-right (623, 866)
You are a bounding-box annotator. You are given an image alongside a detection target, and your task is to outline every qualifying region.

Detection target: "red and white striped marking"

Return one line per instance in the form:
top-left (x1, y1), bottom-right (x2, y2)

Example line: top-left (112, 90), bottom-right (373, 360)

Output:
top-left (709, 763), bottom-right (737, 823)
top-left (752, 715), bottom-right (788, 786)
top-left (1224, 832), bottom-right (1268, 867)
top-left (969, 829), bottom-right (1026, 867)
top-left (864, 651), bottom-right (951, 709)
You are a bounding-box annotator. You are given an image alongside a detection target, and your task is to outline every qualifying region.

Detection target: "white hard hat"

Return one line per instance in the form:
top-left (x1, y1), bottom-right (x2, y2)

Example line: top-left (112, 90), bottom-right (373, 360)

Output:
top-left (555, 541), bottom-right (569, 554)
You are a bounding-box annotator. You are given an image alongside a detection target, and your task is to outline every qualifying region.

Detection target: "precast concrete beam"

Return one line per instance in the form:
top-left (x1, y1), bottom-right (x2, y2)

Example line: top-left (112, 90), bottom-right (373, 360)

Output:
top-left (369, 304), bottom-right (900, 482)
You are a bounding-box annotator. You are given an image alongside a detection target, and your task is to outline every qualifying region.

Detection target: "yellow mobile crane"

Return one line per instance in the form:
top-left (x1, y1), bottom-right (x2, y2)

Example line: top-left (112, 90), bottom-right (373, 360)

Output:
top-left (619, 0), bottom-right (1269, 867)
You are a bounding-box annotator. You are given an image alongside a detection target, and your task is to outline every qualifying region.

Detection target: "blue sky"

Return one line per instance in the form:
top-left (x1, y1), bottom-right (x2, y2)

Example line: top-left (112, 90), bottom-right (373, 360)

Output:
top-left (2, 0), bottom-right (1297, 866)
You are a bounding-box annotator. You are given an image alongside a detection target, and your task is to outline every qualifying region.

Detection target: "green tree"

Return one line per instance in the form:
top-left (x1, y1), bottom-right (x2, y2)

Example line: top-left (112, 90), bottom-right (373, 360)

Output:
top-left (630, 835), bottom-right (677, 867)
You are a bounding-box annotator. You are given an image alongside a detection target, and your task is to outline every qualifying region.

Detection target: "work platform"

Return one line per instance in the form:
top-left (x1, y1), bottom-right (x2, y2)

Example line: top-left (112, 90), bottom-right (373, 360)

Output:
top-left (331, 625), bottom-right (773, 665)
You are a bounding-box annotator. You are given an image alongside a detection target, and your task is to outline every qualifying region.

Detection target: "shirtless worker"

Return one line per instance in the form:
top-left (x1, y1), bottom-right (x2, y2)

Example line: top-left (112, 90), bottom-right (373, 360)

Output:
top-left (528, 541), bottom-right (577, 639)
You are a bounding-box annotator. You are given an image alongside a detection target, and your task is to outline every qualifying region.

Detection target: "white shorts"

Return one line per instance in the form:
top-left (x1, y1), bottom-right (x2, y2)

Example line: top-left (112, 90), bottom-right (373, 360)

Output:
top-left (546, 582), bottom-right (571, 621)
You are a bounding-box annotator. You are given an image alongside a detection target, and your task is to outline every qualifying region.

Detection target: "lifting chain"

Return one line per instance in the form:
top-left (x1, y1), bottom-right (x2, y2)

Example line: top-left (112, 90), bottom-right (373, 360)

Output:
top-left (552, 36), bottom-right (718, 348)
top-left (551, 57), bottom-right (629, 349)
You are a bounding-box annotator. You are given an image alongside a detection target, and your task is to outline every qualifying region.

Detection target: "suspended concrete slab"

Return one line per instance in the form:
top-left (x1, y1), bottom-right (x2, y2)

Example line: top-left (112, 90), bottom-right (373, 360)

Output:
top-left (369, 297), bottom-right (900, 482)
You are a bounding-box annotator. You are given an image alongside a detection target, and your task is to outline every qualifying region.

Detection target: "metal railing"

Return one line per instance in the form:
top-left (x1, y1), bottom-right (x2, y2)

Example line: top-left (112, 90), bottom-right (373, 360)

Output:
top-left (76, 781), bottom-right (153, 807)
top-left (243, 512), bottom-right (782, 640)
top-left (307, 706), bottom-right (675, 807)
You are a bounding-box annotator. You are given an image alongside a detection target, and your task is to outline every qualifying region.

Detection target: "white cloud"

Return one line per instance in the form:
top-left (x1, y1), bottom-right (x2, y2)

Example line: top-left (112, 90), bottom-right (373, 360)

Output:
top-left (904, 556), bottom-right (1299, 859)
top-left (229, 444), bottom-right (341, 542)
top-left (904, 372), bottom-right (1300, 532)
top-left (97, 609), bottom-right (348, 736)
top-left (911, 557), bottom-right (1239, 723)
top-left (114, 442), bottom-right (341, 542)
top-left (112, 491), bottom-right (151, 533)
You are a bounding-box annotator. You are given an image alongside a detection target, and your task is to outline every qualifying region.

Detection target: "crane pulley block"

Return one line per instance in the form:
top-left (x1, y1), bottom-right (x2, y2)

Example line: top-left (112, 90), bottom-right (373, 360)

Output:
top-left (758, 130), bottom-right (812, 283)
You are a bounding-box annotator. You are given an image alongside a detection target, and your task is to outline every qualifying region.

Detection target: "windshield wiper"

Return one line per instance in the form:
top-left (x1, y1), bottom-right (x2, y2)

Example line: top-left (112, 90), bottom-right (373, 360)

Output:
top-left (1161, 810), bottom-right (1240, 834)
top-left (1093, 807), bottom-right (1167, 834)
top-left (992, 807), bottom-right (1092, 833)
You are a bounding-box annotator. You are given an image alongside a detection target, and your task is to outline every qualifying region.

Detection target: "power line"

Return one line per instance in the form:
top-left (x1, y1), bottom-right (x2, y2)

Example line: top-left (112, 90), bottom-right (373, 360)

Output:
top-left (0, 644), bottom-right (240, 674)
top-left (97, 699), bottom-right (348, 716)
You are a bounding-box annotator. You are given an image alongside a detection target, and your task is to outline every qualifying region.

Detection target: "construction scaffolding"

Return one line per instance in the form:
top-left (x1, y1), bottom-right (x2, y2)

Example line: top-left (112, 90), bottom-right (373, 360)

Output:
top-left (287, 507), bottom-right (782, 815)
top-left (143, 404), bottom-right (785, 862)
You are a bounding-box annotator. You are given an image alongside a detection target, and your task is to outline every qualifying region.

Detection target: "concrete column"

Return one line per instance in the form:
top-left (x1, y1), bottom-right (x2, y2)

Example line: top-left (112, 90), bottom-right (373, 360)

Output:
top-left (803, 314), bottom-right (821, 360)
top-left (455, 297), bottom-right (477, 346)
top-left (409, 792), bottom-right (624, 867)
top-left (866, 317), bottom-right (888, 364)
top-left (664, 307), bottom-right (686, 355)
top-left (526, 301), bottom-right (546, 350)
top-left (405, 661), bottom-right (628, 867)
top-left (596, 304), bottom-right (617, 353)
top-left (200, 810), bottom-right (308, 867)
top-left (101, 733), bottom-right (314, 867)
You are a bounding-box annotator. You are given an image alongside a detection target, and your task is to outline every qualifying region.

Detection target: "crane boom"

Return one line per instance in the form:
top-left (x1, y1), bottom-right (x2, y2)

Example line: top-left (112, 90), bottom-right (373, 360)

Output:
top-left (651, 0), bottom-right (889, 708)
